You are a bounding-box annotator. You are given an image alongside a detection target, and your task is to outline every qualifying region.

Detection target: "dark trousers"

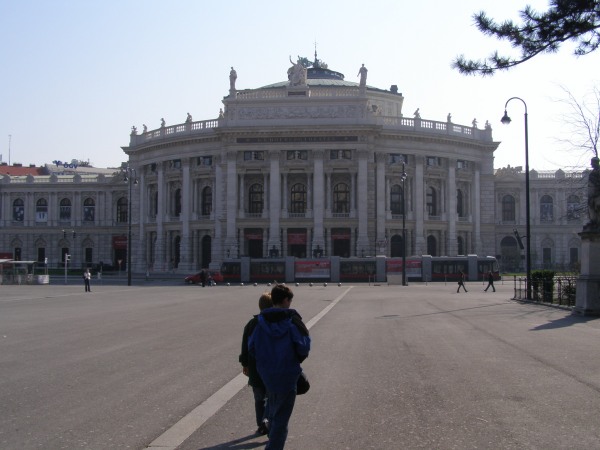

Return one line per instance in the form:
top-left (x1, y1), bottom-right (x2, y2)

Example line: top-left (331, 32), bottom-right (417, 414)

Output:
top-left (265, 390), bottom-right (296, 450)
top-left (84, 279), bottom-right (91, 292)
top-left (252, 385), bottom-right (267, 427)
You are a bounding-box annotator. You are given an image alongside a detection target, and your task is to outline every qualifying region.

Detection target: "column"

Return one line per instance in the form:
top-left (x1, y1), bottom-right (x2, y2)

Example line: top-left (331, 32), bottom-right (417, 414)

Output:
top-left (312, 150), bottom-right (325, 248)
top-left (156, 162), bottom-right (166, 271)
top-left (447, 159), bottom-right (457, 255)
top-left (282, 172), bottom-right (288, 216)
top-left (474, 166), bottom-right (482, 254)
top-left (212, 155), bottom-right (224, 263)
top-left (268, 151), bottom-right (281, 249)
top-left (180, 158), bottom-right (192, 271)
top-left (137, 169), bottom-right (146, 273)
top-left (415, 156), bottom-right (425, 255)
top-left (356, 149), bottom-right (370, 252)
top-left (375, 152), bottom-right (386, 244)
top-left (225, 151), bottom-right (238, 257)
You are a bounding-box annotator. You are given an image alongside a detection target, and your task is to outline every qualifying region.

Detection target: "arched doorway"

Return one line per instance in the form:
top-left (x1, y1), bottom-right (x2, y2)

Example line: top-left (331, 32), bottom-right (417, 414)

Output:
top-left (500, 236), bottom-right (520, 272)
top-left (427, 235), bottom-right (437, 256)
top-left (201, 235), bottom-right (212, 268)
top-left (390, 234), bottom-right (403, 257)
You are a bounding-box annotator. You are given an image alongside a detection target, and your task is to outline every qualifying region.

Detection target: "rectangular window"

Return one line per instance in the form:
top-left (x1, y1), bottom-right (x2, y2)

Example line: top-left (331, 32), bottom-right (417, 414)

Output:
top-left (389, 154), bottom-right (406, 164)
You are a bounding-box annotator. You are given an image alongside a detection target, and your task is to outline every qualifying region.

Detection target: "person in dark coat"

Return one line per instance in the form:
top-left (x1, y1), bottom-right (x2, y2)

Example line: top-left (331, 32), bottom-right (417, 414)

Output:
top-left (239, 292), bottom-right (273, 435)
top-left (457, 270), bottom-right (468, 293)
top-left (249, 284), bottom-right (311, 450)
top-left (484, 271), bottom-right (496, 292)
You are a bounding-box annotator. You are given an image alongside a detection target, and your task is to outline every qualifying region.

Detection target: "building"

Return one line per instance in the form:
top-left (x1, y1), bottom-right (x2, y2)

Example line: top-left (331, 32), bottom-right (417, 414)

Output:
top-left (0, 61), bottom-right (587, 275)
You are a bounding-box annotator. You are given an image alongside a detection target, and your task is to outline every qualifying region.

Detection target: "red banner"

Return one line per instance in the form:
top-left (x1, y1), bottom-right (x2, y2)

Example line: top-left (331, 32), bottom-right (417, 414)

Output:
top-left (112, 236), bottom-right (127, 249)
top-left (287, 232), bottom-right (307, 244)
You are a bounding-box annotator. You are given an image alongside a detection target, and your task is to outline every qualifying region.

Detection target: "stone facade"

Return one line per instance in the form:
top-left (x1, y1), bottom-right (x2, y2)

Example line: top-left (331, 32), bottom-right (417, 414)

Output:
top-left (0, 64), bottom-right (585, 274)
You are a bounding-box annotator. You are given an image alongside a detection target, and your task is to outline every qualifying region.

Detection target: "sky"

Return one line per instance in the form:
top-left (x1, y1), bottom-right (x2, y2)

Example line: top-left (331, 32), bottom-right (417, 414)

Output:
top-left (1, 0), bottom-right (598, 171)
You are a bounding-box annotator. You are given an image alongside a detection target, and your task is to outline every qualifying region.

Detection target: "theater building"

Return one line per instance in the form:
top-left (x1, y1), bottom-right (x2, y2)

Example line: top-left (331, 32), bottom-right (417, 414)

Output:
top-left (0, 61), bottom-right (586, 274)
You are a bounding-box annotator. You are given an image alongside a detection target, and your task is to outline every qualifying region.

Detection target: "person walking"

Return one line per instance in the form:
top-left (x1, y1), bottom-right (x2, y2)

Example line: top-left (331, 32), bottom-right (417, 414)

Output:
top-left (83, 268), bottom-right (91, 292)
top-left (239, 292), bottom-right (273, 436)
top-left (484, 271), bottom-right (496, 292)
top-left (457, 270), bottom-right (468, 293)
top-left (249, 284), bottom-right (311, 450)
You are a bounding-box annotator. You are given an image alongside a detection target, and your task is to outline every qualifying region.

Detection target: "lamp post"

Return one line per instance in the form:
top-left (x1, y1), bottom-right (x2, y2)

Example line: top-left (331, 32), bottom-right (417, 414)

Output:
top-left (501, 98), bottom-right (531, 300)
top-left (123, 166), bottom-right (138, 286)
top-left (401, 162), bottom-right (408, 286)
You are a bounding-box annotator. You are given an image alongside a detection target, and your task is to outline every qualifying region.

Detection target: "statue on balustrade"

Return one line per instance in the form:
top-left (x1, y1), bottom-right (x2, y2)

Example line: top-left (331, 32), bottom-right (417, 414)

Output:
top-left (229, 67), bottom-right (237, 91)
top-left (186, 112), bottom-right (192, 123)
top-left (160, 118), bottom-right (166, 128)
top-left (288, 56), bottom-right (307, 86)
top-left (585, 156), bottom-right (600, 230)
top-left (357, 64), bottom-right (368, 87)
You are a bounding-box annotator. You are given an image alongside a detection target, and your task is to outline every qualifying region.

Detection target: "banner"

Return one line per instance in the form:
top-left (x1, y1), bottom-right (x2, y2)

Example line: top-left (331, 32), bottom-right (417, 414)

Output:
top-left (295, 260), bottom-right (331, 278)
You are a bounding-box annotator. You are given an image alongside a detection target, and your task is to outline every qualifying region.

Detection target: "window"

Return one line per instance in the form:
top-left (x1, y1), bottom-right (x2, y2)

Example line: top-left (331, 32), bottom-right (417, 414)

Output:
top-left (13, 199), bottom-right (24, 222)
top-left (540, 195), bottom-right (553, 222)
top-left (333, 183), bottom-right (350, 213)
top-left (174, 188), bottom-right (182, 216)
top-left (457, 160), bottom-right (468, 169)
top-left (426, 187), bottom-right (437, 216)
top-left (567, 195), bottom-right (580, 220)
top-left (570, 247), bottom-right (579, 266)
top-left (390, 184), bottom-right (403, 215)
top-left (502, 195), bottom-right (515, 221)
top-left (389, 154), bottom-right (406, 164)
top-left (197, 156), bottom-right (212, 166)
top-left (36, 198), bottom-right (48, 223)
top-left (59, 198), bottom-right (71, 221)
top-left (202, 186), bottom-right (212, 216)
top-left (457, 189), bottom-right (464, 217)
top-left (330, 150), bottom-right (352, 160)
top-left (170, 159), bottom-right (181, 169)
top-left (83, 198), bottom-right (95, 222)
top-left (427, 156), bottom-right (440, 167)
top-left (287, 150), bottom-right (307, 160)
top-left (116, 197), bottom-right (128, 223)
top-left (244, 151), bottom-right (264, 161)
top-left (151, 191), bottom-right (158, 217)
top-left (249, 184), bottom-right (264, 214)
top-left (457, 236), bottom-right (464, 255)
top-left (290, 183), bottom-right (307, 213)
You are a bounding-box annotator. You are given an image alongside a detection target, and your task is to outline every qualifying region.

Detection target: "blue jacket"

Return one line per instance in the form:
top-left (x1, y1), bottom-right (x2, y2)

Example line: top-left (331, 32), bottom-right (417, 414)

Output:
top-left (249, 308), bottom-right (311, 394)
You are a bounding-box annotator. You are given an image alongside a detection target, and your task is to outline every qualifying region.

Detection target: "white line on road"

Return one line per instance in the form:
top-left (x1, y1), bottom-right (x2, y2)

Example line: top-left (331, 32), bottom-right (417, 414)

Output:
top-left (146, 286), bottom-right (353, 449)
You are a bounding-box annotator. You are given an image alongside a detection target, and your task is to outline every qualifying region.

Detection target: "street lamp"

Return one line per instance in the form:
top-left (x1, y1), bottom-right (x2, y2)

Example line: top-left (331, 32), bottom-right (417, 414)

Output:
top-left (401, 161), bottom-right (408, 286)
top-left (123, 166), bottom-right (138, 286)
top-left (501, 97), bottom-right (531, 300)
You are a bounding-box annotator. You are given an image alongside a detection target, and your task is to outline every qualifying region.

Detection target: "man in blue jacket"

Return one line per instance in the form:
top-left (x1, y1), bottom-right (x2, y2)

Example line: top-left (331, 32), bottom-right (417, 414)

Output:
top-left (249, 284), bottom-right (311, 450)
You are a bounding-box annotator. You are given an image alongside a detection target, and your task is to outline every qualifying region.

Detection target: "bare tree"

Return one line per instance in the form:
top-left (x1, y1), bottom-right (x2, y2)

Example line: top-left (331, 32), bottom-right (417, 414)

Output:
top-left (555, 85), bottom-right (600, 164)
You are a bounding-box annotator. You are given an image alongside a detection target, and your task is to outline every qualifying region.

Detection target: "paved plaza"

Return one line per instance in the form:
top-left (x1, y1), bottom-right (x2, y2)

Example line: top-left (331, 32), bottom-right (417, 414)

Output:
top-left (1, 280), bottom-right (599, 449)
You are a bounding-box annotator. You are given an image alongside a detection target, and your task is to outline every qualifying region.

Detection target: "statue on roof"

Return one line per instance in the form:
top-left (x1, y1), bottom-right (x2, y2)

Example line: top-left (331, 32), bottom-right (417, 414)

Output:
top-left (357, 64), bottom-right (368, 88)
top-left (229, 67), bottom-right (237, 91)
top-left (288, 56), bottom-right (307, 87)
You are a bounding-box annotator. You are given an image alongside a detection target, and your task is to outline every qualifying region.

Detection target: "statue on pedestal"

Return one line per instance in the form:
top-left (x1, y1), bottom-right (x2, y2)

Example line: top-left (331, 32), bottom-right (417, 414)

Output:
top-left (357, 64), bottom-right (367, 88)
top-left (288, 56), bottom-right (307, 86)
top-left (585, 156), bottom-right (600, 231)
top-left (229, 67), bottom-right (237, 91)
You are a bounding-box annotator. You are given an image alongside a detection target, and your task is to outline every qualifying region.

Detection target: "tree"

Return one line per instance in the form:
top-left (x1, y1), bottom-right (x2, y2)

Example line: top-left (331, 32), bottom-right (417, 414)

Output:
top-left (453, 1), bottom-right (600, 76)
top-left (556, 85), bottom-right (600, 160)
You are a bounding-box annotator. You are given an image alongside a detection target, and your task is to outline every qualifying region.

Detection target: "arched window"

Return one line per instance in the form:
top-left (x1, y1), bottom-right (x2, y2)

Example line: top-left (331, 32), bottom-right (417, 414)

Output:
top-left (13, 198), bottom-right (24, 222)
top-left (567, 195), bottom-right (580, 220)
top-left (502, 195), bottom-right (515, 221)
top-left (457, 189), bottom-right (464, 217)
top-left (249, 184), bottom-right (264, 214)
top-left (152, 191), bottom-right (158, 217)
top-left (174, 188), bottom-right (182, 217)
top-left (36, 198), bottom-right (48, 223)
top-left (333, 183), bottom-right (349, 214)
top-left (426, 187), bottom-right (437, 216)
top-left (390, 184), bottom-right (403, 215)
top-left (202, 186), bottom-right (212, 216)
top-left (59, 198), bottom-right (71, 222)
top-left (116, 197), bottom-right (128, 223)
top-left (290, 183), bottom-right (307, 214)
top-left (83, 198), bottom-right (95, 222)
top-left (427, 235), bottom-right (437, 256)
top-left (540, 195), bottom-right (553, 222)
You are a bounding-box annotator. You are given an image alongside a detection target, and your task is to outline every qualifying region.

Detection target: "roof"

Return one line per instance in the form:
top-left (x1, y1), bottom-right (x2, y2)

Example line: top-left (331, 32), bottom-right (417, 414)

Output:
top-left (0, 165), bottom-right (46, 176)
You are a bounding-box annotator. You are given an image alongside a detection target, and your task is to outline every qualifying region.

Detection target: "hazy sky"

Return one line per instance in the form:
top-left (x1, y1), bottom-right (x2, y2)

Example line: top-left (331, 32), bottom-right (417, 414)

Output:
top-left (1, 0), bottom-right (598, 171)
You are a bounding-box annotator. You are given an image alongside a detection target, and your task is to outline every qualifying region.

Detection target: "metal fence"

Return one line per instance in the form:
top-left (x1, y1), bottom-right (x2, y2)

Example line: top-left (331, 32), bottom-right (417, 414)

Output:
top-left (512, 275), bottom-right (577, 307)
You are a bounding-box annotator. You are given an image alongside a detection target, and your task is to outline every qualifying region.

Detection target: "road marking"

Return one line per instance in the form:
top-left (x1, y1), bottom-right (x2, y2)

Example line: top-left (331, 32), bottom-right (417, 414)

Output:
top-left (146, 286), bottom-right (353, 449)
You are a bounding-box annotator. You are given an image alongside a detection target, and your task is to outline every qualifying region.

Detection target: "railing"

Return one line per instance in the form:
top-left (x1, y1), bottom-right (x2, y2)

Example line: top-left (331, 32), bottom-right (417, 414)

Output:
top-left (512, 275), bottom-right (577, 307)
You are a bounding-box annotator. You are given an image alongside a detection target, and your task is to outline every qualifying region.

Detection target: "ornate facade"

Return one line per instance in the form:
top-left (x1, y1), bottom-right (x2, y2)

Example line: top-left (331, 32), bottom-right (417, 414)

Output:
top-left (0, 63), bottom-right (586, 274)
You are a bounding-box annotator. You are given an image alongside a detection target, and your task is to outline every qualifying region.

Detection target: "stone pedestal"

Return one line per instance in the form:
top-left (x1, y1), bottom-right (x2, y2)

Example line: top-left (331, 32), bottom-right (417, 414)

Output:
top-left (574, 231), bottom-right (600, 315)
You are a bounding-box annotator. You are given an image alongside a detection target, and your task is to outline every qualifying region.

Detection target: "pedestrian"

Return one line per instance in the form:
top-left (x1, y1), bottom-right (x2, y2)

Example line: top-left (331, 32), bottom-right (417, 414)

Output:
top-left (239, 292), bottom-right (273, 436)
top-left (200, 269), bottom-right (206, 287)
top-left (249, 284), bottom-right (311, 450)
top-left (457, 270), bottom-right (468, 293)
top-left (484, 270), bottom-right (496, 292)
top-left (83, 268), bottom-right (91, 292)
